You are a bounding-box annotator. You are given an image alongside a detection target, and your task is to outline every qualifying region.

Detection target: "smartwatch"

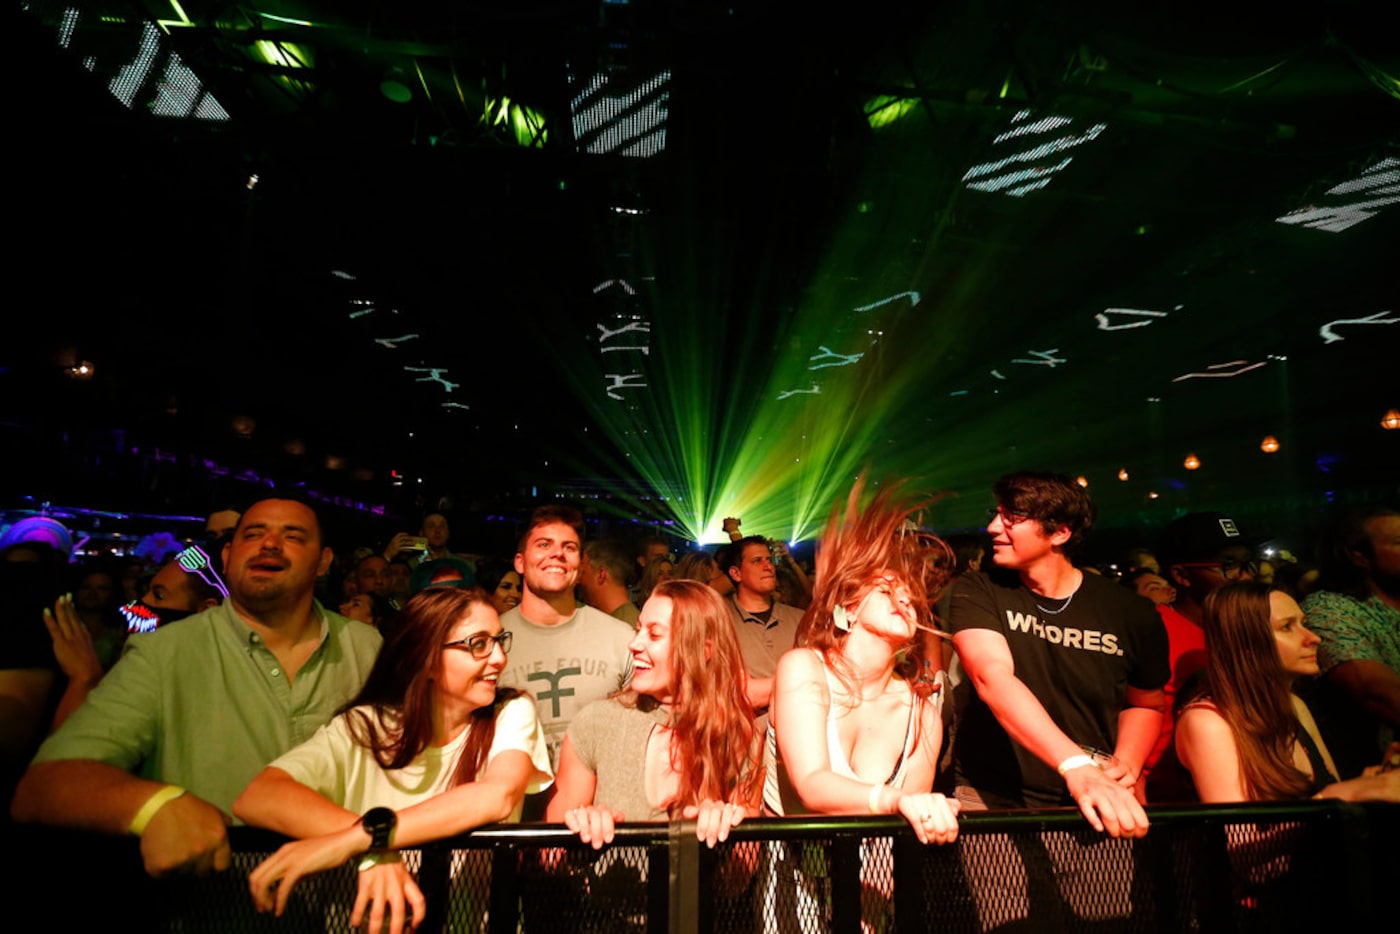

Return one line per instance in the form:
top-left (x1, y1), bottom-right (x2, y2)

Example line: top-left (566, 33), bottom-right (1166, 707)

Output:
top-left (361, 807), bottom-right (397, 851)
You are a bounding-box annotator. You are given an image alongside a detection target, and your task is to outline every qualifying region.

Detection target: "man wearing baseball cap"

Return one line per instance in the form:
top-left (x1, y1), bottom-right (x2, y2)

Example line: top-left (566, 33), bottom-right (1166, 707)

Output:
top-left (1160, 512), bottom-right (1258, 627)
top-left (1142, 512), bottom-right (1257, 801)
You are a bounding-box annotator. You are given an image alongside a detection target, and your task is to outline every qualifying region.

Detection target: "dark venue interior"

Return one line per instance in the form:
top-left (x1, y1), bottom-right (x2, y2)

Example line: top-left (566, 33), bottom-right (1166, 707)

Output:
top-left (4, 3), bottom-right (1399, 931)
top-left (7, 0), bottom-right (1397, 552)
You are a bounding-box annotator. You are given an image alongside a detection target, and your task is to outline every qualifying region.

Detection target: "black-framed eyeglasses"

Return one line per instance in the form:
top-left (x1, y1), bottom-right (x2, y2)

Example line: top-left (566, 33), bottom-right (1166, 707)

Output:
top-left (443, 631), bottom-right (513, 658)
top-left (1174, 558), bottom-right (1258, 581)
top-left (986, 507), bottom-right (1032, 527)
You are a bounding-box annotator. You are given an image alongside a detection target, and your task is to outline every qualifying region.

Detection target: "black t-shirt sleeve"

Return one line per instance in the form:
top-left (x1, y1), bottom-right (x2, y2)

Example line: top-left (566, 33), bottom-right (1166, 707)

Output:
top-left (947, 571), bottom-right (1005, 635)
top-left (1125, 592), bottom-right (1171, 691)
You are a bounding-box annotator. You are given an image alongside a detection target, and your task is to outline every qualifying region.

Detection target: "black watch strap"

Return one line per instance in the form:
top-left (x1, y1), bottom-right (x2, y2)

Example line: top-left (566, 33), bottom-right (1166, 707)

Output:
top-left (361, 807), bottom-right (397, 851)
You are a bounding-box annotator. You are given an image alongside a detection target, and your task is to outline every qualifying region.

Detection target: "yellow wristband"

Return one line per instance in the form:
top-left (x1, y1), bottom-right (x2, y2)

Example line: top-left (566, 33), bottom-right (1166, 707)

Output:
top-left (128, 785), bottom-right (187, 836)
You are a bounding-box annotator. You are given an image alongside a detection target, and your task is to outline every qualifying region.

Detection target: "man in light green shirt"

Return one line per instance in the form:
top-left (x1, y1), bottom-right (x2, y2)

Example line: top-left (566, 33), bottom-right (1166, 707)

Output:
top-left (12, 498), bottom-right (381, 877)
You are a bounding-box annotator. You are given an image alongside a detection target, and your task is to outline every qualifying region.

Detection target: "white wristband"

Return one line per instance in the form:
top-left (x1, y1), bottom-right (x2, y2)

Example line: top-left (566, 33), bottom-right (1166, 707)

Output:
top-left (1057, 754), bottom-right (1096, 776)
top-left (357, 851), bottom-right (403, 872)
top-left (868, 783), bottom-right (886, 814)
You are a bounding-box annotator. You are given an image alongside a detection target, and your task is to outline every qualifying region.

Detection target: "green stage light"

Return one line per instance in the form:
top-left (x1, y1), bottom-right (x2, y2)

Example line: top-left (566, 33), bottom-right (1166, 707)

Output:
top-left (865, 95), bottom-right (919, 130)
top-left (545, 91), bottom-right (1310, 540)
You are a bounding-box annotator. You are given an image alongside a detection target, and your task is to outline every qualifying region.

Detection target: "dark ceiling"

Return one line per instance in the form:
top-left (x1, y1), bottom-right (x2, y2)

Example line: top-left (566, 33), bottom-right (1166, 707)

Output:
top-left (5, 1), bottom-right (1398, 548)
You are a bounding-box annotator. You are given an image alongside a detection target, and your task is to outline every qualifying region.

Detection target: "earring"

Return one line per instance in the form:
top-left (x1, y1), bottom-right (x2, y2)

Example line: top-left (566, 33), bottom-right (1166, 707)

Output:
top-left (833, 605), bottom-right (850, 632)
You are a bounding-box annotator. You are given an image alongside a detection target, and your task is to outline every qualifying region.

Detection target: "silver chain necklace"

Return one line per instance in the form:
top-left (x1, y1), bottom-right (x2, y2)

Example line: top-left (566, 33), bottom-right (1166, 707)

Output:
top-left (1035, 572), bottom-right (1082, 616)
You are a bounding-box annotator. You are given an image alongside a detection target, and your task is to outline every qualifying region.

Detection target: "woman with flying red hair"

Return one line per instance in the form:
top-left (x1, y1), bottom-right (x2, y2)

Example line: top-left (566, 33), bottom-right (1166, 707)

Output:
top-left (763, 480), bottom-right (959, 930)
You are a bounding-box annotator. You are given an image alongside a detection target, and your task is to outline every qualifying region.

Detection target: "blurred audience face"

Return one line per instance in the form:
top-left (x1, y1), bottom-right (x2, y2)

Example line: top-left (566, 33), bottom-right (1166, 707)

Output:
top-left (339, 594), bottom-right (376, 625)
top-left (1125, 549), bottom-right (1160, 575)
top-left (705, 561), bottom-right (734, 597)
top-left (491, 570), bottom-right (523, 614)
top-left (639, 541), bottom-right (669, 569)
top-left (422, 513), bottom-right (450, 551)
top-left (1133, 573), bottom-right (1177, 606)
top-left (75, 571), bottom-right (117, 611)
top-left (142, 561), bottom-right (203, 612)
top-left (384, 561), bottom-right (412, 602)
top-left (205, 509), bottom-right (241, 541)
top-left (119, 561), bottom-right (146, 602)
top-left (1358, 515), bottom-right (1400, 597)
top-left (355, 555), bottom-right (389, 596)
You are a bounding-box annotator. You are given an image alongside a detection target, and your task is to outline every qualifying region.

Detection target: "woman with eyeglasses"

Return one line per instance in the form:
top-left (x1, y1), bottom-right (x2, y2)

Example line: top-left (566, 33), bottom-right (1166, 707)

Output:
top-left (234, 587), bottom-right (552, 934)
top-left (1173, 581), bottom-right (1399, 803)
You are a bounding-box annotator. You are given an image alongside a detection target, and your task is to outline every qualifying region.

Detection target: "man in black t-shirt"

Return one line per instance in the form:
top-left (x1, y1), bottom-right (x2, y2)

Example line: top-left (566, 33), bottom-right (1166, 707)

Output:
top-left (949, 471), bottom-right (1168, 837)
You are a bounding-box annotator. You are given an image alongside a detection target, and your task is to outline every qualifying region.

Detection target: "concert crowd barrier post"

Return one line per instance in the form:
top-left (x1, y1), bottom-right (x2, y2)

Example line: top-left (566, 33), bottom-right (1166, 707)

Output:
top-left (7, 801), bottom-right (1393, 932)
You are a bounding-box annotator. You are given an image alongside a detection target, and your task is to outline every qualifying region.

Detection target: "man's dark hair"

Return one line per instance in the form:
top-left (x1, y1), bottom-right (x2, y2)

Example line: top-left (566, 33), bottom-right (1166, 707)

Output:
top-left (354, 553), bottom-right (387, 572)
top-left (232, 494), bottom-right (328, 547)
top-left (584, 538), bottom-right (634, 584)
top-left (724, 535), bottom-right (770, 575)
top-left (993, 471), bottom-right (1096, 551)
top-left (517, 504), bottom-right (585, 553)
top-left (1315, 504), bottom-right (1400, 599)
top-left (635, 535), bottom-right (668, 560)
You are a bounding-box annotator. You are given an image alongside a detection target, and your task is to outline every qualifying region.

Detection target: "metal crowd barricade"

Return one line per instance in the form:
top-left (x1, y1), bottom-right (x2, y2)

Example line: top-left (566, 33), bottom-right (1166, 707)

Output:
top-left (5, 801), bottom-right (1394, 932)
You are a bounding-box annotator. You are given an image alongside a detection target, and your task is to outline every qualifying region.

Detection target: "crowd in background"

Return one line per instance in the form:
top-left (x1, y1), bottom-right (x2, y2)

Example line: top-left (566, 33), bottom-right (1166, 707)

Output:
top-left (2, 479), bottom-right (1396, 930)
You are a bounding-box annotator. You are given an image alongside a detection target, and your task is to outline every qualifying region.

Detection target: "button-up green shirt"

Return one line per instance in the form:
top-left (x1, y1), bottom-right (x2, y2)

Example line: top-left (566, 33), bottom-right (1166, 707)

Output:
top-left (33, 601), bottom-right (382, 818)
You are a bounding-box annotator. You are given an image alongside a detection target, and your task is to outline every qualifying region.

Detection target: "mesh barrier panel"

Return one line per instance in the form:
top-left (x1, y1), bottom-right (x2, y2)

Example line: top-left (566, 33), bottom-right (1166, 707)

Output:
top-left (5, 802), bottom-right (1392, 932)
top-left (513, 842), bottom-right (658, 932)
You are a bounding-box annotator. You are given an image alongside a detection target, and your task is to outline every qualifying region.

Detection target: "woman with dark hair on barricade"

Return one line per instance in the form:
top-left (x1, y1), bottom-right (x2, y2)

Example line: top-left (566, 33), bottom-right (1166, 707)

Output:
top-left (1171, 582), bottom-right (1399, 925)
top-left (764, 478), bottom-right (959, 931)
top-left (1174, 581), bottom-right (1400, 803)
top-left (233, 586), bottom-right (552, 934)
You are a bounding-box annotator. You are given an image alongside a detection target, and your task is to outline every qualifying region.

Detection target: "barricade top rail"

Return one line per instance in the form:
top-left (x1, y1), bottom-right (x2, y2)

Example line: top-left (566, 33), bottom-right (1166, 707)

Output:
top-left (221, 797), bottom-right (1366, 850)
top-left (7, 800), bottom-right (1395, 933)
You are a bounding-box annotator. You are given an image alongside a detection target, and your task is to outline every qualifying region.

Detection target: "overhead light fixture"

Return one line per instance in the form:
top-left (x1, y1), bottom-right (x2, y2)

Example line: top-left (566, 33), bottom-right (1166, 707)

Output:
top-left (962, 109), bottom-right (1108, 197)
top-left (1260, 435), bottom-right (1281, 453)
top-left (1275, 157), bottom-right (1400, 233)
top-left (1117, 468), bottom-right (1129, 481)
top-left (380, 67), bottom-right (412, 104)
top-left (1075, 475), bottom-right (1089, 488)
top-left (1382, 409), bottom-right (1400, 430)
top-left (568, 66), bottom-right (671, 158)
top-left (1184, 454), bottom-right (1201, 470)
